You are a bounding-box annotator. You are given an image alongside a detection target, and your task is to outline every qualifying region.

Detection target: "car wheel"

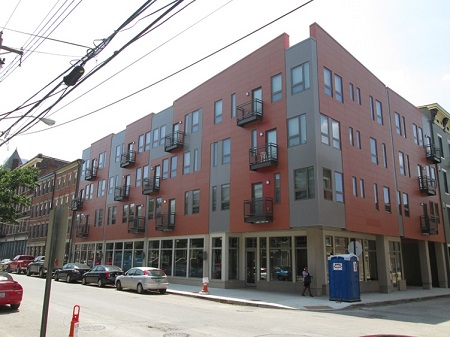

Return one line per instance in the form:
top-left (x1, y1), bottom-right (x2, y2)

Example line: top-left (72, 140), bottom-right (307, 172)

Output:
top-left (159, 289), bottom-right (166, 294)
top-left (97, 278), bottom-right (105, 287)
top-left (54, 273), bottom-right (59, 281)
top-left (137, 283), bottom-right (145, 294)
top-left (116, 280), bottom-right (122, 291)
top-left (66, 275), bottom-right (72, 283)
top-left (26, 268), bottom-right (31, 276)
top-left (10, 303), bottom-right (20, 310)
top-left (39, 268), bottom-right (45, 278)
top-left (81, 277), bottom-right (87, 285)
top-left (15, 267), bottom-right (20, 274)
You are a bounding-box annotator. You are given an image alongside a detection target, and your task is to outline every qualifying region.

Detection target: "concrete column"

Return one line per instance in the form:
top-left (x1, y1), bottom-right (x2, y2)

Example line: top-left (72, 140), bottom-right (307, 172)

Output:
top-left (434, 242), bottom-right (449, 288)
top-left (306, 227), bottom-right (326, 296)
top-left (376, 235), bottom-right (391, 293)
top-left (418, 240), bottom-right (432, 289)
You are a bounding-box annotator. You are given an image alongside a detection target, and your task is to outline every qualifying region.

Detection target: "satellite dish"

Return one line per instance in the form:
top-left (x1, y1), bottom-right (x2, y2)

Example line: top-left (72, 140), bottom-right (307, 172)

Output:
top-left (348, 241), bottom-right (362, 256)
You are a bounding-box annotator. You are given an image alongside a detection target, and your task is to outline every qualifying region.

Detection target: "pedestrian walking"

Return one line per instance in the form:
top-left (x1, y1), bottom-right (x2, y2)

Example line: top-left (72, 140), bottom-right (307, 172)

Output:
top-left (302, 267), bottom-right (313, 297)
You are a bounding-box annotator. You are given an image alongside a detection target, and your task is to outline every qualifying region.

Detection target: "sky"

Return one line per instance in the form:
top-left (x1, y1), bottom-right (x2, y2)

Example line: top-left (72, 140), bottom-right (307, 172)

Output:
top-left (1, 0), bottom-right (449, 164)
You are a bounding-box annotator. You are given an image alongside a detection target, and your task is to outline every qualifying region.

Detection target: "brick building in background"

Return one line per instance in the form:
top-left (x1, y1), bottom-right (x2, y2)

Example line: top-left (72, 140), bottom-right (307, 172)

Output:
top-left (72, 23), bottom-right (448, 295)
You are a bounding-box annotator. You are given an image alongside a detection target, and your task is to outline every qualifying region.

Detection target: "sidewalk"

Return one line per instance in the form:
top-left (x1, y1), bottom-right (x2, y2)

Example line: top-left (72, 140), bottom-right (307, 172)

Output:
top-left (167, 283), bottom-right (450, 310)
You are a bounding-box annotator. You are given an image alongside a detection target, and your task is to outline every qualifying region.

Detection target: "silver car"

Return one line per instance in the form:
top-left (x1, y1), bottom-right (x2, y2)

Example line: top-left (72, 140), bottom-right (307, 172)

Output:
top-left (115, 267), bottom-right (168, 294)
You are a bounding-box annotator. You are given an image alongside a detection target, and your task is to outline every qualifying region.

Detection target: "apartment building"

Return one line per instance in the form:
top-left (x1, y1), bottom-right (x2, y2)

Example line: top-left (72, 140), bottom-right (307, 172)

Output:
top-left (73, 23), bottom-right (449, 294)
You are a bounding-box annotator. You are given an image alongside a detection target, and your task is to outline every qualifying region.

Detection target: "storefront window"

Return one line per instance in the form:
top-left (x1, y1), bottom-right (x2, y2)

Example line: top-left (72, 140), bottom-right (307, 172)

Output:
top-left (95, 243), bottom-right (103, 265)
top-left (334, 236), bottom-right (349, 255)
top-left (364, 239), bottom-right (378, 281)
top-left (105, 243), bottom-right (113, 265)
top-left (87, 243), bottom-right (95, 267)
top-left (161, 240), bottom-right (173, 276)
top-left (259, 238), bottom-right (267, 281)
top-left (133, 241), bottom-right (144, 267)
top-left (269, 237), bottom-right (292, 281)
top-left (389, 241), bottom-right (402, 287)
top-left (175, 239), bottom-right (187, 277)
top-left (189, 238), bottom-right (204, 278)
top-left (211, 237), bottom-right (222, 279)
top-left (148, 240), bottom-right (160, 268)
top-left (295, 236), bottom-right (307, 281)
top-left (114, 242), bottom-right (123, 267)
top-left (325, 235), bottom-right (333, 257)
top-left (228, 238), bottom-right (239, 280)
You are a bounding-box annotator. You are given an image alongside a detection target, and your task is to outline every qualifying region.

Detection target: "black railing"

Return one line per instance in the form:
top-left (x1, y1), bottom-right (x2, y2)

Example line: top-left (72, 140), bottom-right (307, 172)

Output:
top-left (70, 197), bottom-right (83, 211)
top-left (128, 216), bottom-right (145, 234)
top-left (155, 212), bottom-right (175, 231)
top-left (85, 166), bottom-right (98, 180)
top-left (425, 144), bottom-right (441, 164)
top-left (243, 197), bottom-right (273, 223)
top-left (76, 223), bottom-right (89, 238)
top-left (114, 185), bottom-right (130, 201)
top-left (142, 177), bottom-right (160, 195)
top-left (418, 176), bottom-right (436, 195)
top-left (164, 131), bottom-right (185, 152)
top-left (249, 143), bottom-right (278, 170)
top-left (236, 98), bottom-right (263, 126)
top-left (420, 215), bottom-right (439, 235)
top-left (120, 151), bottom-right (136, 168)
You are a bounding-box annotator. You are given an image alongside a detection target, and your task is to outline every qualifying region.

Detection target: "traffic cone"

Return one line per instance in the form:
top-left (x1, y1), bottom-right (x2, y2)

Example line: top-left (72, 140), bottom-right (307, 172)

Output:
top-left (199, 282), bottom-right (209, 295)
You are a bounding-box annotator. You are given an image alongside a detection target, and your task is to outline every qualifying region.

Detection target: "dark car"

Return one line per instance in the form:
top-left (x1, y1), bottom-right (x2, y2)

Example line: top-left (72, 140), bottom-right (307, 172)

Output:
top-left (54, 263), bottom-right (91, 283)
top-left (81, 265), bottom-right (123, 287)
top-left (26, 256), bottom-right (46, 278)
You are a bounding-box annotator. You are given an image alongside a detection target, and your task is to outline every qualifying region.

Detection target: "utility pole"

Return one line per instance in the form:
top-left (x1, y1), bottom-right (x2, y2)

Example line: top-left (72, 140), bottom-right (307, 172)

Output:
top-left (0, 31), bottom-right (24, 68)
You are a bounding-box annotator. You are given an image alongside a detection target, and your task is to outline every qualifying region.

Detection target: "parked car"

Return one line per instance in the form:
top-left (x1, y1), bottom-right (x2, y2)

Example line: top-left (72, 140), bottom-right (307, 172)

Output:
top-left (7, 255), bottom-right (34, 274)
top-left (0, 271), bottom-right (23, 310)
top-left (81, 265), bottom-right (123, 287)
top-left (115, 267), bottom-right (168, 294)
top-left (26, 256), bottom-right (46, 278)
top-left (273, 266), bottom-right (292, 281)
top-left (54, 263), bottom-right (91, 283)
top-left (0, 259), bottom-right (11, 271)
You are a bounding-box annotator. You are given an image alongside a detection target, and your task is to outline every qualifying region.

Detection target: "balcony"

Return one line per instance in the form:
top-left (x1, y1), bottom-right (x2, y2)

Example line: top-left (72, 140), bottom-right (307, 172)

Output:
top-left (142, 177), bottom-right (160, 195)
top-left (76, 223), bottom-right (89, 238)
top-left (114, 185), bottom-right (130, 201)
top-left (236, 98), bottom-right (263, 127)
top-left (420, 215), bottom-right (439, 235)
top-left (164, 131), bottom-right (185, 152)
top-left (128, 216), bottom-right (145, 234)
top-left (155, 212), bottom-right (175, 231)
top-left (425, 144), bottom-right (441, 164)
top-left (120, 151), bottom-right (136, 168)
top-left (243, 198), bottom-right (273, 223)
top-left (85, 166), bottom-right (98, 180)
top-left (70, 197), bottom-right (83, 211)
top-left (418, 176), bottom-right (436, 195)
top-left (249, 143), bottom-right (278, 170)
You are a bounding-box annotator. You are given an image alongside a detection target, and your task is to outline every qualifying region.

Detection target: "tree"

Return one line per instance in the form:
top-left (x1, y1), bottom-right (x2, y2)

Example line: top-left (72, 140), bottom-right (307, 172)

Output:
top-left (0, 166), bottom-right (39, 223)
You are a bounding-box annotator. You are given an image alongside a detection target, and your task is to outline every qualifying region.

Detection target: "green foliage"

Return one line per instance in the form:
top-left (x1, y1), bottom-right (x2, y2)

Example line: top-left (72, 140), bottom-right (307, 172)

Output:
top-left (0, 166), bottom-right (39, 223)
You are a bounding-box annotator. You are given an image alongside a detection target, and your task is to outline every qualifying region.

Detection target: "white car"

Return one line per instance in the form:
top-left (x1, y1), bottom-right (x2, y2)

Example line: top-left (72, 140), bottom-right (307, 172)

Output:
top-left (115, 267), bottom-right (168, 294)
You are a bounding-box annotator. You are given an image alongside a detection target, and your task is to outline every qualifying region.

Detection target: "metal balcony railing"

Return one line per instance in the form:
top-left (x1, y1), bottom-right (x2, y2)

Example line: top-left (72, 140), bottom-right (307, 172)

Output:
top-left (128, 216), bottom-right (145, 234)
top-left (249, 143), bottom-right (278, 170)
top-left (142, 177), bottom-right (160, 195)
top-left (120, 151), bottom-right (136, 168)
top-left (420, 215), bottom-right (439, 235)
top-left (243, 198), bottom-right (273, 223)
top-left (76, 223), bottom-right (89, 238)
top-left (155, 212), bottom-right (175, 231)
top-left (425, 144), bottom-right (441, 164)
top-left (418, 176), bottom-right (436, 195)
top-left (85, 166), bottom-right (98, 180)
top-left (236, 98), bottom-right (263, 126)
top-left (114, 185), bottom-right (130, 201)
top-left (70, 197), bottom-right (83, 211)
top-left (164, 131), bottom-right (185, 152)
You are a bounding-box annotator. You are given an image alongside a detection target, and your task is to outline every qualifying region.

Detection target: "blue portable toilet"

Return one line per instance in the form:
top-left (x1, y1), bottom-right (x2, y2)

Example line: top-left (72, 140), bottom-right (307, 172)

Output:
top-left (328, 254), bottom-right (361, 302)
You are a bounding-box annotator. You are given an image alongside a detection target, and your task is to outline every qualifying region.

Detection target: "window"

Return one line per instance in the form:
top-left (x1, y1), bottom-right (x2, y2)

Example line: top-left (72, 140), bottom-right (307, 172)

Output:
top-left (122, 204), bottom-right (129, 223)
top-left (212, 186), bottom-right (217, 211)
top-left (231, 93), bottom-right (236, 118)
top-left (334, 74), bottom-right (343, 102)
top-left (274, 173), bottom-right (281, 203)
top-left (287, 114), bottom-right (306, 146)
top-left (183, 152), bottom-right (190, 174)
top-left (360, 179), bottom-right (365, 198)
top-left (349, 83), bottom-right (354, 101)
top-left (271, 73), bottom-right (282, 102)
top-left (292, 62), bottom-right (310, 94)
top-left (321, 115), bottom-right (329, 145)
top-left (397, 191), bottom-right (402, 215)
top-left (221, 184), bottom-right (230, 210)
top-left (323, 168), bottom-right (332, 200)
top-left (370, 96), bottom-right (374, 120)
top-left (192, 189), bottom-right (200, 214)
top-left (321, 114), bottom-right (340, 149)
top-left (159, 125), bottom-right (166, 146)
top-left (352, 177), bottom-right (358, 196)
top-left (222, 138), bottom-right (231, 164)
top-left (97, 179), bottom-right (106, 197)
top-left (356, 87), bottom-right (361, 105)
top-left (138, 134), bottom-right (144, 153)
top-left (383, 187), bottom-right (391, 213)
top-left (402, 116), bottom-right (407, 138)
top-left (443, 170), bottom-right (449, 194)
top-left (335, 172), bottom-right (344, 202)
top-left (147, 199), bottom-right (154, 220)
top-left (184, 114), bottom-right (190, 134)
top-left (399, 152), bottom-right (405, 175)
top-left (152, 127), bottom-right (159, 148)
top-left (375, 100), bottom-right (383, 125)
top-left (98, 152), bottom-right (106, 168)
top-left (413, 124), bottom-right (418, 145)
top-left (212, 142), bottom-right (218, 167)
top-left (145, 131), bottom-right (151, 151)
top-left (115, 145), bottom-right (121, 163)
top-left (170, 156), bottom-right (177, 177)
top-left (136, 167), bottom-right (142, 187)
top-left (382, 143), bottom-right (387, 168)
top-left (95, 209), bottom-right (103, 227)
top-left (294, 167), bottom-right (314, 200)
top-left (374, 184), bottom-right (379, 210)
top-left (356, 130), bottom-right (361, 149)
top-left (162, 159), bottom-right (169, 179)
top-left (192, 110), bottom-right (199, 133)
top-left (349, 127), bottom-right (354, 146)
top-left (214, 100), bottom-right (223, 124)
top-left (193, 148), bottom-right (199, 172)
top-left (323, 67), bottom-right (332, 96)
top-left (370, 138), bottom-right (378, 164)
top-left (395, 112), bottom-right (401, 135)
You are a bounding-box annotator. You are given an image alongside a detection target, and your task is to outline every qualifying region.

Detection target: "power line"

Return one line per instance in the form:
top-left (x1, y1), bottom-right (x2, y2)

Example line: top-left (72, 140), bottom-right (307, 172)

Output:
top-left (23, 0), bottom-right (315, 136)
top-left (1, 0), bottom-right (23, 31)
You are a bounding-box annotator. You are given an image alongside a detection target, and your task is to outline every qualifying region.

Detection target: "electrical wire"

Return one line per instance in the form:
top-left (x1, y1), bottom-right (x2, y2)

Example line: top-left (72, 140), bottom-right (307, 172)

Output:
top-left (22, 0), bottom-right (315, 136)
top-left (1, 0), bottom-right (23, 31)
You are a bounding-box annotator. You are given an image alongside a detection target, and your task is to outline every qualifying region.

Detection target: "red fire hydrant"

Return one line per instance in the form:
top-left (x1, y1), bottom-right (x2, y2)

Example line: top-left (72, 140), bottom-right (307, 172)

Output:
top-left (69, 305), bottom-right (80, 337)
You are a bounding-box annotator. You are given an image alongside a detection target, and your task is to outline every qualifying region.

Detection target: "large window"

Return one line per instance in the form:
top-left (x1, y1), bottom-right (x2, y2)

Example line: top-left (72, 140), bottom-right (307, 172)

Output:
top-left (269, 237), bottom-right (292, 281)
top-left (183, 152), bottom-right (190, 174)
top-left (294, 167), bottom-right (314, 200)
top-left (287, 114), bottom-right (306, 146)
top-left (214, 100), bottom-right (223, 124)
top-left (321, 114), bottom-right (340, 149)
top-left (324, 67), bottom-right (332, 96)
top-left (192, 110), bottom-right (199, 133)
top-left (292, 62), bottom-right (310, 94)
top-left (211, 237), bottom-right (222, 279)
top-left (375, 100), bottom-right (383, 125)
top-left (334, 74), bottom-right (343, 102)
top-left (323, 168), bottom-right (332, 200)
top-left (383, 186), bottom-right (391, 213)
top-left (271, 73), bottom-right (282, 102)
top-left (335, 172), bottom-right (344, 203)
top-left (174, 239), bottom-right (187, 277)
top-left (370, 138), bottom-right (378, 164)
top-left (189, 239), bottom-right (204, 278)
top-left (222, 138), bottom-right (230, 164)
top-left (221, 184), bottom-right (230, 210)
top-left (192, 189), bottom-right (200, 214)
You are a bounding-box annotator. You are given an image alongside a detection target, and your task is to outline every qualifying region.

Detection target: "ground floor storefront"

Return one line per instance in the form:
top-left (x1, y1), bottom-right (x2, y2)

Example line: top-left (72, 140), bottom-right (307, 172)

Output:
top-left (72, 227), bottom-right (448, 295)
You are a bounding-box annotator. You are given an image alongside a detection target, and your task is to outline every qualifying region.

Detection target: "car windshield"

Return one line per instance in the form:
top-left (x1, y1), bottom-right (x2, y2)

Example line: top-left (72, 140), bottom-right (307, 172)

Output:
top-left (73, 264), bottom-right (90, 269)
top-left (105, 265), bottom-right (122, 271)
top-left (0, 272), bottom-right (13, 281)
